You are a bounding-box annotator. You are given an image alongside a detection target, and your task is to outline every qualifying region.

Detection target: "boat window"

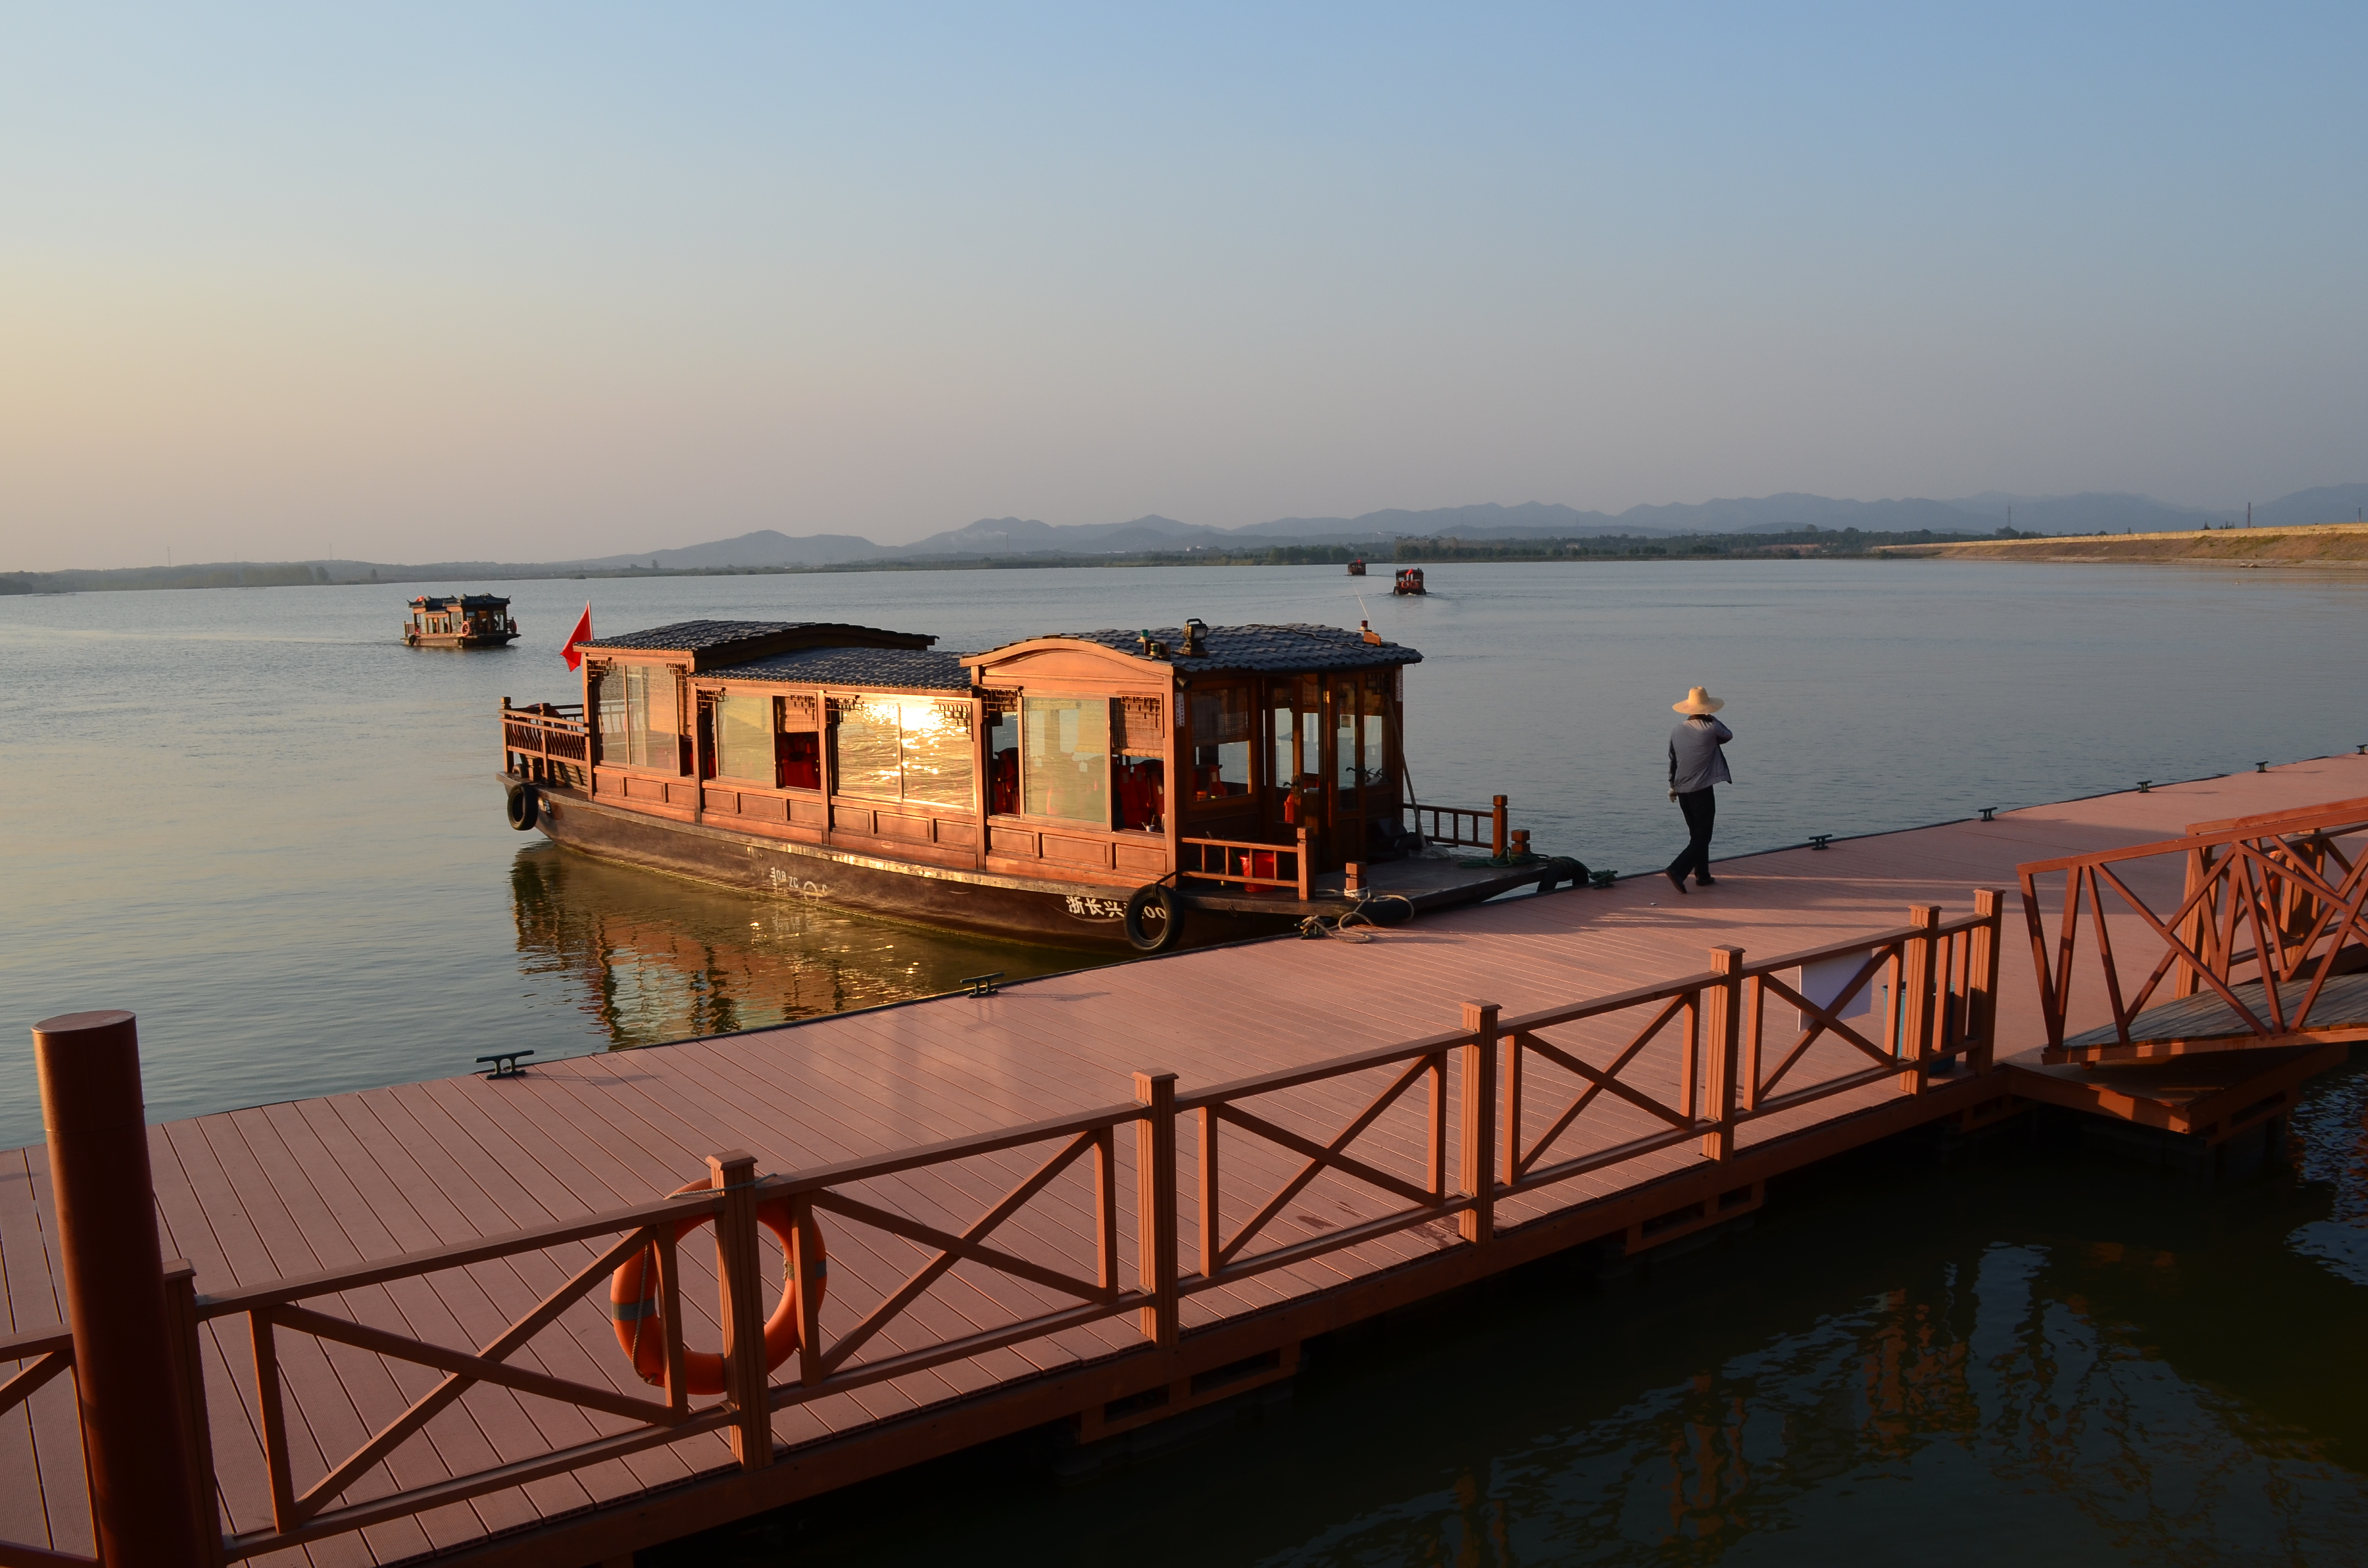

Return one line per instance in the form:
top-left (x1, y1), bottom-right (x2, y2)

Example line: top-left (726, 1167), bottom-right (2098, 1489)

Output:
top-left (596, 664), bottom-right (679, 771)
top-left (1333, 679), bottom-right (1360, 808)
top-left (1360, 675), bottom-right (1394, 796)
top-left (900, 701), bottom-right (974, 808)
top-left (714, 690), bottom-right (773, 781)
top-left (1022, 696), bottom-right (1108, 825)
top-left (1186, 686), bottom-right (1251, 806)
top-left (776, 696), bottom-right (821, 790)
top-left (1267, 676), bottom-right (1317, 794)
top-left (986, 695), bottom-right (1019, 815)
top-left (832, 698), bottom-right (905, 801)
top-left (831, 697), bottom-right (976, 807)
top-left (1117, 757), bottom-right (1165, 831)
top-left (778, 731), bottom-right (821, 790)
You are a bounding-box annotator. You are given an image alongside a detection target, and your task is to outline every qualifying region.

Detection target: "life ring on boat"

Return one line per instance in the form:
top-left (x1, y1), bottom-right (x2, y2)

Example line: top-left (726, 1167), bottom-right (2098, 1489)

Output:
top-left (609, 1176), bottom-right (826, 1396)
top-left (505, 783), bottom-right (539, 831)
top-left (1124, 881), bottom-right (1182, 953)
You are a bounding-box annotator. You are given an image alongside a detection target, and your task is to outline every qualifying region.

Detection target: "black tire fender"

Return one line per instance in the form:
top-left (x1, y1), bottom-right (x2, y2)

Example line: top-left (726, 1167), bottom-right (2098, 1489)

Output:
top-left (1122, 882), bottom-right (1181, 953)
top-left (506, 782), bottom-right (541, 831)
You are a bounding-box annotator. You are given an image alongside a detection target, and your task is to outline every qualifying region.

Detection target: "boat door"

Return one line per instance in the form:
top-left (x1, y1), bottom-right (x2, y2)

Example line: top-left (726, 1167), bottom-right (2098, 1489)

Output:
top-left (1320, 672), bottom-right (1394, 869)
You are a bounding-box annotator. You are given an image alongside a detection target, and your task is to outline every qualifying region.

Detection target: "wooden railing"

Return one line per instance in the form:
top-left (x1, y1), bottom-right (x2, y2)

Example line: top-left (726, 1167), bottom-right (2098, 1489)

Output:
top-left (500, 699), bottom-right (591, 776)
top-left (1180, 828), bottom-right (1313, 900)
top-left (1407, 796), bottom-right (1509, 856)
top-left (2018, 796), bottom-right (2368, 1059)
top-left (5, 895), bottom-right (2001, 1565)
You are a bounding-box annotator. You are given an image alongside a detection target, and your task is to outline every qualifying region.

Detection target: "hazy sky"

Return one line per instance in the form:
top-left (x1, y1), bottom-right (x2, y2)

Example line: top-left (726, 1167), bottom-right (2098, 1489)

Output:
top-left (4, 4), bottom-right (2364, 569)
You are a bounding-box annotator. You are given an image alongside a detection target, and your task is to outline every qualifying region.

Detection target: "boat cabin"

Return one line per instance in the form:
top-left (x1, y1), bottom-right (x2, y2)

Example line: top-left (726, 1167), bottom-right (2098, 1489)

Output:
top-left (548, 618), bottom-right (1420, 892)
top-left (406, 594), bottom-right (520, 648)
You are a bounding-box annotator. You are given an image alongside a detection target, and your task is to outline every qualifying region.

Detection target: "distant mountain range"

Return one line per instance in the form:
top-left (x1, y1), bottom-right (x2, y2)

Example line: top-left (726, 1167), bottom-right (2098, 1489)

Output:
top-left (570, 486), bottom-right (2368, 571)
top-left (15, 486), bottom-right (2368, 592)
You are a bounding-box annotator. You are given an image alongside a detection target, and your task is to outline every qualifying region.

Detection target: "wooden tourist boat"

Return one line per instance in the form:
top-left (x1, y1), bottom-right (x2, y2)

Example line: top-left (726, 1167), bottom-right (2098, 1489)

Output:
top-left (404, 593), bottom-right (520, 648)
top-left (498, 617), bottom-right (1565, 951)
top-left (1394, 567), bottom-right (1426, 594)
top-left (1347, 558), bottom-right (1367, 575)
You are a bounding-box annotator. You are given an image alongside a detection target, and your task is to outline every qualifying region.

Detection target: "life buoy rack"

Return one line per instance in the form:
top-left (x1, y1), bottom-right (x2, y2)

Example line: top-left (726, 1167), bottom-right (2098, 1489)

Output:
top-left (609, 1175), bottom-right (826, 1396)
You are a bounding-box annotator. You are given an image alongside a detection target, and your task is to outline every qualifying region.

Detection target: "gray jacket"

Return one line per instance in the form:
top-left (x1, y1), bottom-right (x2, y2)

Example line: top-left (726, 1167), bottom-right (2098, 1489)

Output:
top-left (1668, 717), bottom-right (1734, 794)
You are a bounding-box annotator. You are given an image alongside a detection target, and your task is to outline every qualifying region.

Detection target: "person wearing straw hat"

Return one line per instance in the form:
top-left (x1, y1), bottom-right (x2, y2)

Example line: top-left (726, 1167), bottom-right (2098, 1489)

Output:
top-left (1664, 686), bottom-right (1734, 895)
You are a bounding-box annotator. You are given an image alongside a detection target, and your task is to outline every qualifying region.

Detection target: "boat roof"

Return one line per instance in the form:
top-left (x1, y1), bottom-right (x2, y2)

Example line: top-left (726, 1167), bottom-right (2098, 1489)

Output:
top-left (574, 619), bottom-right (937, 672)
top-left (970, 624), bottom-right (1421, 674)
top-left (409, 594), bottom-right (510, 608)
top-left (704, 645), bottom-right (972, 695)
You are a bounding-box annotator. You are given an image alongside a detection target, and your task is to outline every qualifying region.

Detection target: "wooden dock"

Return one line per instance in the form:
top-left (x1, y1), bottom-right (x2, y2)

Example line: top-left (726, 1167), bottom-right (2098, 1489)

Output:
top-left (5, 756), bottom-right (2363, 1568)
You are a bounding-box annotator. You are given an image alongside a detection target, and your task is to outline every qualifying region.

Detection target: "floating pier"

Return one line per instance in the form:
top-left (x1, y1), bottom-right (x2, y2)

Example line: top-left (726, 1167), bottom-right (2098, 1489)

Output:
top-left (4, 758), bottom-right (2362, 1567)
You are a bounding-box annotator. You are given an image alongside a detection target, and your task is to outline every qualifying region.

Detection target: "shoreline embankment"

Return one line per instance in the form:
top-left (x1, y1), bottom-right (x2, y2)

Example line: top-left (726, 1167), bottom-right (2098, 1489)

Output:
top-left (1877, 521), bottom-right (2368, 568)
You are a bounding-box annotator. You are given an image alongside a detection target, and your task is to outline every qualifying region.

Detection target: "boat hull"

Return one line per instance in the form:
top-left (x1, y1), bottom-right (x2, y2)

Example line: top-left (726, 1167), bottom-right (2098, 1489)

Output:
top-left (525, 785), bottom-right (1295, 951)
top-left (408, 632), bottom-right (521, 648)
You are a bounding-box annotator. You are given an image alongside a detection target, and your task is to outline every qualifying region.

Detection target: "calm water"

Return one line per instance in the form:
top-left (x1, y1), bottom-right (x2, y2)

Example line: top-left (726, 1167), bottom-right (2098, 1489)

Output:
top-left (4, 560), bottom-right (2365, 1560)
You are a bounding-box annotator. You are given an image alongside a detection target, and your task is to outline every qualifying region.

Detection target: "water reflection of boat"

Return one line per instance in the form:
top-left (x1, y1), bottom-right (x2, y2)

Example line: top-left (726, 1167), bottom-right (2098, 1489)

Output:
top-left (509, 846), bottom-right (1099, 1048)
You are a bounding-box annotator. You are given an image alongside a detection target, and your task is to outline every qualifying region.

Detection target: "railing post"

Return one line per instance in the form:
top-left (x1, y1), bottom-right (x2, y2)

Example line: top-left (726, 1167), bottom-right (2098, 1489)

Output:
top-left (1132, 1072), bottom-right (1180, 1346)
top-left (31, 1010), bottom-right (206, 1568)
top-left (1900, 906), bottom-right (1941, 1092)
top-left (1968, 890), bottom-right (2003, 1074)
top-left (705, 1151), bottom-right (773, 1470)
top-left (1197, 1102), bottom-right (1221, 1280)
top-left (1294, 826), bottom-right (1312, 900)
top-left (1458, 1004), bottom-right (1499, 1243)
top-left (2173, 845), bottom-right (2212, 998)
top-left (1704, 948), bottom-right (1743, 1158)
top-left (787, 1191), bottom-right (823, 1389)
top-left (163, 1260), bottom-right (227, 1568)
top-left (1499, 1031), bottom-right (1523, 1191)
top-left (1491, 796), bottom-right (1509, 860)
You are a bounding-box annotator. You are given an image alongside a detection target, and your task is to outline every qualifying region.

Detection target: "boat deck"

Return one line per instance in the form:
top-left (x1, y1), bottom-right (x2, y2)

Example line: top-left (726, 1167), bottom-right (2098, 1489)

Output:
top-left (4, 756), bottom-right (2362, 1567)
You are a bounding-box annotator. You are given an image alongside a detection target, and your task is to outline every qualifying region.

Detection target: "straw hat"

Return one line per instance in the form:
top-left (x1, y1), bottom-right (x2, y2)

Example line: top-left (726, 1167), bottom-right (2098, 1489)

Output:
top-left (1672, 685), bottom-right (1724, 715)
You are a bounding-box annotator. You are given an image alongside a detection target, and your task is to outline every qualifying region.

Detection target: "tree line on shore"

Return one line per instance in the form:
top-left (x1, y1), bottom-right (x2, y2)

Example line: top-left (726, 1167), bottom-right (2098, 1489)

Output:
top-left (3, 525), bottom-right (2046, 596)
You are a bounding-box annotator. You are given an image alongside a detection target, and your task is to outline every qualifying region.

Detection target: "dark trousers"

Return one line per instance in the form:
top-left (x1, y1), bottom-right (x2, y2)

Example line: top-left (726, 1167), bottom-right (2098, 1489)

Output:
top-left (1668, 787), bottom-right (1716, 881)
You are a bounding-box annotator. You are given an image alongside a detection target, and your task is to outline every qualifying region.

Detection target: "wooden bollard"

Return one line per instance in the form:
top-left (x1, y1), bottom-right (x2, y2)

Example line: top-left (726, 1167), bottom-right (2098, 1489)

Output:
top-left (1490, 796), bottom-right (1509, 860)
top-left (33, 1011), bottom-right (207, 1567)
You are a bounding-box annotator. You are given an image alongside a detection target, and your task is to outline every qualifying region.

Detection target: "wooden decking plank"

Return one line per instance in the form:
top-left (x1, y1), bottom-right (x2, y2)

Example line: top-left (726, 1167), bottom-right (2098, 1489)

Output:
top-left (261, 1100), bottom-right (566, 1547)
top-left (320, 1093), bottom-right (722, 1506)
top-left (209, 1107), bottom-right (443, 1568)
top-left (361, 1082), bottom-right (698, 1503)
top-left (0, 1147), bottom-right (85, 1558)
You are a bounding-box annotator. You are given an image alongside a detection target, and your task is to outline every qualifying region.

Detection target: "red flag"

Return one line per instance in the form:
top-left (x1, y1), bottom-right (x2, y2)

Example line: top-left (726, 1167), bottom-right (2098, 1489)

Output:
top-left (561, 603), bottom-right (593, 671)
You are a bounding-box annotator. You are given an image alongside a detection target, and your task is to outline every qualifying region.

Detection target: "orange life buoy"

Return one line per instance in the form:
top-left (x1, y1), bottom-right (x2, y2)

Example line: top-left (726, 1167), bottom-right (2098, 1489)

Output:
top-left (609, 1175), bottom-right (826, 1396)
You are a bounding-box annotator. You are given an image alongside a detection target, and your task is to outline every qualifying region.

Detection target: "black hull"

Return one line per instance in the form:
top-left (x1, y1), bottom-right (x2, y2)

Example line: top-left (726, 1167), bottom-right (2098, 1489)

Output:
top-left (525, 786), bottom-right (1296, 952)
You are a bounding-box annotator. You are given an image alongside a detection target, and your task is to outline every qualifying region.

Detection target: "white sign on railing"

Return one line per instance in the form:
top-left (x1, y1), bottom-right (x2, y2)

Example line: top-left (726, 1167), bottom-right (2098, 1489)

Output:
top-left (1797, 954), bottom-right (1883, 1033)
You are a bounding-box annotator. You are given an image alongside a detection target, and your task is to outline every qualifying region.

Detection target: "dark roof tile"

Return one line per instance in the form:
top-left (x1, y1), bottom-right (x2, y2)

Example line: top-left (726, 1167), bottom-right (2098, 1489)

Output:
top-left (705, 646), bottom-right (973, 694)
top-left (980, 623), bottom-right (1420, 674)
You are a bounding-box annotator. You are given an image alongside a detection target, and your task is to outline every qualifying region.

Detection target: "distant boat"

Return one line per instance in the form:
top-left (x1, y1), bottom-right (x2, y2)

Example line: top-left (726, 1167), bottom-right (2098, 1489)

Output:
top-left (1347, 558), bottom-right (1366, 576)
top-left (405, 594), bottom-right (520, 648)
top-left (1393, 568), bottom-right (1426, 596)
